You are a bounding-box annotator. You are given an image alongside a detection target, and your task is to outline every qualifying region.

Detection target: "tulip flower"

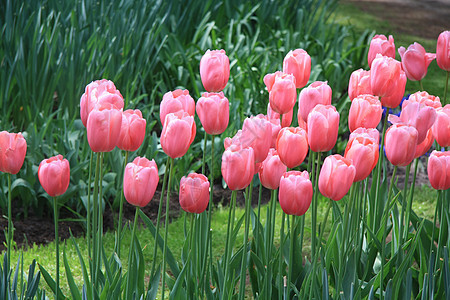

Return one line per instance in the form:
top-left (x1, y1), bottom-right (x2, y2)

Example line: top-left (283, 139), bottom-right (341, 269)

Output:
top-left (348, 69), bottom-right (372, 101)
top-left (200, 49), bottom-right (230, 92)
top-left (279, 171), bottom-right (312, 216)
top-left (370, 54), bottom-right (403, 99)
top-left (379, 70), bottom-right (407, 108)
top-left (179, 173), bottom-right (210, 214)
top-left (263, 71), bottom-right (297, 115)
top-left (368, 34), bottom-right (395, 68)
top-left (408, 91), bottom-right (441, 109)
top-left (307, 104), bottom-right (340, 152)
top-left (432, 104), bottom-right (450, 147)
top-left (414, 129), bottom-right (434, 159)
top-left (123, 157), bottom-right (159, 207)
top-left (436, 31), bottom-right (450, 71)
top-left (0, 131), bottom-right (27, 175)
top-left (258, 148), bottom-right (287, 190)
top-left (160, 89), bottom-right (195, 126)
top-left (384, 124), bottom-right (418, 166)
top-left (350, 127), bottom-right (380, 144)
top-left (348, 94), bottom-right (382, 132)
top-left (427, 151), bottom-right (450, 190)
top-left (398, 42), bottom-right (436, 81)
top-left (276, 127), bottom-right (309, 169)
top-left (117, 109), bottom-right (147, 152)
top-left (160, 111), bottom-right (196, 159)
top-left (298, 81), bottom-right (332, 122)
top-left (388, 97), bottom-right (437, 144)
top-left (221, 145), bottom-right (255, 190)
top-left (344, 134), bottom-right (379, 182)
top-left (267, 103), bottom-right (293, 128)
top-left (38, 155), bottom-right (70, 197)
top-left (267, 117), bottom-right (282, 148)
top-left (87, 104), bottom-right (123, 152)
top-left (80, 79), bottom-right (124, 127)
top-left (196, 92), bottom-right (229, 135)
top-left (282, 49), bottom-right (311, 89)
top-left (319, 154), bottom-right (356, 201)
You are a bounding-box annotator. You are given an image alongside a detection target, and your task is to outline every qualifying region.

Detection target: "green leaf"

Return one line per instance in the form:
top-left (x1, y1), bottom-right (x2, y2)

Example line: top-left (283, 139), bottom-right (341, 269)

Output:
top-left (64, 244), bottom-right (81, 300)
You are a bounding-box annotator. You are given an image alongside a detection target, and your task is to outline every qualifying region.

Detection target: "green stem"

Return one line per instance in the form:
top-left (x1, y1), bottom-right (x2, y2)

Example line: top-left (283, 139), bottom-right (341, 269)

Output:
top-left (239, 179), bottom-right (254, 299)
top-left (187, 213), bottom-right (195, 297)
top-left (399, 163), bottom-right (411, 248)
top-left (87, 151), bottom-right (93, 263)
top-left (435, 190), bottom-right (445, 274)
top-left (430, 190), bottom-right (440, 269)
top-left (265, 189), bottom-right (277, 297)
top-left (126, 207), bottom-right (140, 299)
top-left (7, 173), bottom-right (12, 272)
top-left (419, 80), bottom-right (424, 91)
top-left (223, 190), bottom-right (237, 298)
top-left (117, 151), bottom-right (129, 258)
top-left (287, 215), bottom-right (297, 299)
top-left (208, 134), bottom-right (215, 287)
top-left (405, 159), bottom-right (419, 241)
top-left (311, 151), bottom-right (322, 261)
top-left (92, 152), bottom-right (101, 287)
top-left (96, 152), bottom-right (104, 287)
top-left (278, 212), bottom-right (286, 300)
top-left (150, 156), bottom-right (170, 278)
top-left (161, 157), bottom-right (174, 300)
top-left (256, 182), bottom-right (263, 258)
top-left (53, 196), bottom-right (60, 300)
top-left (202, 131), bottom-right (207, 174)
top-left (444, 71), bottom-right (449, 105)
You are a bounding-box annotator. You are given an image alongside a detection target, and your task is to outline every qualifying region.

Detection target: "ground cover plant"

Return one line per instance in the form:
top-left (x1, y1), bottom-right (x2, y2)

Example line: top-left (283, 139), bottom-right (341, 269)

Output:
top-left (1, 0), bottom-right (450, 299)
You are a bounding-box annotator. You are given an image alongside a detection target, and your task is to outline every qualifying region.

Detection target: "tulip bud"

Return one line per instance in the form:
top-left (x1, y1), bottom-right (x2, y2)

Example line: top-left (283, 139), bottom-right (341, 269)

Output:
top-left (368, 34), bottom-right (395, 68)
top-left (348, 69), bottom-right (372, 101)
top-left (80, 79), bottom-right (124, 127)
top-left (432, 105), bottom-right (450, 148)
top-left (298, 81), bottom-right (332, 122)
top-left (398, 42), bottom-right (436, 81)
top-left (282, 49), bottom-right (311, 89)
top-left (264, 71), bottom-right (297, 115)
top-left (384, 124), bottom-right (418, 166)
top-left (87, 105), bottom-right (123, 152)
top-left (307, 104), bottom-right (339, 152)
top-left (196, 92), bottom-right (229, 135)
top-left (200, 49), bottom-right (230, 92)
top-left (436, 31), bottom-right (450, 71)
top-left (348, 94), bottom-right (382, 132)
top-left (258, 148), bottom-right (287, 190)
top-left (344, 134), bottom-right (379, 182)
top-left (319, 154), bottom-right (356, 201)
top-left (38, 155), bottom-right (70, 197)
top-left (123, 157), bottom-right (159, 207)
top-left (0, 131), bottom-right (27, 175)
top-left (221, 145), bottom-right (255, 190)
top-left (428, 151), bottom-right (450, 190)
top-left (160, 112), bottom-right (196, 159)
top-left (117, 109), bottom-right (147, 152)
top-left (279, 171), bottom-right (312, 216)
top-left (160, 89), bottom-right (195, 126)
top-left (179, 173), bottom-right (210, 214)
top-left (276, 127), bottom-right (309, 169)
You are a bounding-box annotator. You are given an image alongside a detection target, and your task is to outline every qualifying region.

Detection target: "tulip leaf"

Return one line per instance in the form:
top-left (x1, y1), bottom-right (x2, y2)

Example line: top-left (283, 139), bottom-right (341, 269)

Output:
top-left (64, 244), bottom-right (81, 300)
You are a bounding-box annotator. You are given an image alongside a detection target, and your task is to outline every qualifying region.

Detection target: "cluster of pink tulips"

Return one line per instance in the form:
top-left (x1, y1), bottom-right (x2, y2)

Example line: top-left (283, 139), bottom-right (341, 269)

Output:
top-left (1, 29), bottom-right (450, 299)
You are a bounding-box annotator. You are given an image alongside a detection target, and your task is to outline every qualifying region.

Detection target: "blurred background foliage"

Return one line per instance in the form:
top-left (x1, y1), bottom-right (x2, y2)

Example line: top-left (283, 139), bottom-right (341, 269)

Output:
top-left (0, 0), bottom-right (370, 219)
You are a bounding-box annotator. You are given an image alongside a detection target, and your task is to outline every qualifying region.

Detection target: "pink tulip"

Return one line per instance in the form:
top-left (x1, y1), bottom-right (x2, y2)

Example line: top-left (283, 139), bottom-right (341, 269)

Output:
top-left (388, 97), bottom-right (437, 144)
top-left (117, 109), bottom-right (146, 152)
top-left (307, 104), bottom-right (339, 152)
top-left (267, 117), bottom-right (282, 148)
top-left (370, 54), bottom-right (403, 99)
top-left (38, 155), bottom-right (70, 197)
top-left (0, 131), bottom-right (27, 175)
top-left (344, 134), bottom-right (379, 182)
top-left (258, 148), bottom-right (287, 190)
top-left (298, 81), bottom-right (332, 123)
top-left (414, 129), bottom-right (434, 159)
top-left (368, 34), bottom-right (396, 68)
top-left (267, 103), bottom-right (293, 128)
top-left (398, 42), bottom-right (436, 81)
top-left (160, 89), bottom-right (195, 126)
top-left (264, 71), bottom-right (297, 115)
top-left (348, 69), bottom-right (372, 101)
top-left (428, 151), bottom-right (450, 190)
top-left (276, 127), bottom-right (309, 169)
top-left (160, 112), bottom-right (196, 159)
top-left (123, 157), bottom-right (159, 207)
top-left (80, 79), bottom-right (124, 127)
top-left (408, 91), bottom-right (441, 109)
top-left (432, 104), bottom-right (450, 147)
top-left (379, 70), bottom-right (407, 109)
top-left (279, 171), bottom-right (312, 216)
top-left (319, 154), bottom-right (356, 201)
top-left (200, 49), bottom-right (230, 92)
top-left (349, 127), bottom-right (380, 144)
top-left (384, 124), bottom-right (418, 166)
top-left (282, 49), bottom-right (311, 89)
top-left (221, 145), bottom-right (255, 190)
top-left (348, 94), bottom-right (382, 132)
top-left (87, 105), bottom-right (123, 152)
top-left (436, 31), bottom-right (450, 71)
top-left (196, 92), bottom-right (229, 135)
top-left (179, 173), bottom-right (210, 214)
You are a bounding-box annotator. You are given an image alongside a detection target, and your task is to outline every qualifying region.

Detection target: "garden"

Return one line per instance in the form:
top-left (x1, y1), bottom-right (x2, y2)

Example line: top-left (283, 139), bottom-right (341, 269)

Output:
top-left (1, 0), bottom-right (450, 299)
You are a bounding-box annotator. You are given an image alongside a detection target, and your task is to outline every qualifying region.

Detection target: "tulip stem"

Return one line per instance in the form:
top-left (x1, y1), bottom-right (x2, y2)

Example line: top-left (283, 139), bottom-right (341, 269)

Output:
top-left (444, 71), bottom-right (449, 105)
top-left (7, 173), bottom-right (12, 274)
top-left (265, 188), bottom-right (277, 297)
top-left (287, 214), bottom-right (297, 299)
top-left (202, 131), bottom-right (207, 174)
top-left (161, 157), bottom-right (174, 300)
top-left (405, 159), bottom-right (419, 242)
top-left (126, 206), bottom-right (140, 299)
top-left (53, 196), bottom-right (60, 300)
top-left (311, 151), bottom-right (322, 262)
top-left (187, 213), bottom-right (195, 297)
top-left (116, 150), bottom-right (129, 258)
top-left (223, 190), bottom-right (237, 298)
top-left (92, 152), bottom-right (101, 287)
top-left (150, 156), bottom-right (170, 278)
top-left (435, 190), bottom-right (445, 274)
top-left (430, 190), bottom-right (440, 269)
top-left (419, 80), bottom-right (424, 91)
top-left (87, 151), bottom-right (93, 263)
top-left (278, 212), bottom-right (285, 300)
top-left (239, 178), bottom-right (253, 299)
top-left (398, 163), bottom-right (411, 250)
